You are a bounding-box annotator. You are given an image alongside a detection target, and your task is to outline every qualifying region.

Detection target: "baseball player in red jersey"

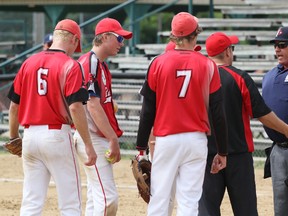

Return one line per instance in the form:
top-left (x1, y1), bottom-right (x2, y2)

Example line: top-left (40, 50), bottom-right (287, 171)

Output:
top-left (7, 19), bottom-right (97, 215)
top-left (136, 12), bottom-right (228, 216)
top-left (73, 18), bottom-right (132, 216)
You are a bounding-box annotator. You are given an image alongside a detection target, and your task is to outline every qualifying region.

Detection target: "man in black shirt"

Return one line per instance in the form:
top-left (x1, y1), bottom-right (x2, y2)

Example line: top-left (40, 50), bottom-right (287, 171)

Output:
top-left (199, 32), bottom-right (288, 216)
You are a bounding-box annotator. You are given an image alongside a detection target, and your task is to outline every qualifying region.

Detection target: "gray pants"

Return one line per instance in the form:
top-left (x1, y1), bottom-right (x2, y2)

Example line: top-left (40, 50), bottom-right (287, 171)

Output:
top-left (271, 144), bottom-right (288, 216)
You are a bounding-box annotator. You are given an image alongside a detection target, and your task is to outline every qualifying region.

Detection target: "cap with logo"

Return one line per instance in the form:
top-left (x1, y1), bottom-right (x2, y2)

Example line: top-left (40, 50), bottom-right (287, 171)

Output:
top-left (54, 19), bottom-right (82, 52)
top-left (205, 32), bottom-right (239, 57)
top-left (171, 12), bottom-right (199, 37)
top-left (95, 18), bottom-right (133, 39)
top-left (270, 27), bottom-right (288, 43)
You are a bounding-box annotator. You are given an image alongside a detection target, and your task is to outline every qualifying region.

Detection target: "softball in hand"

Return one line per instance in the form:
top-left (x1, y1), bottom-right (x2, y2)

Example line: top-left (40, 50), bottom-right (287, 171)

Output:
top-left (105, 149), bottom-right (114, 163)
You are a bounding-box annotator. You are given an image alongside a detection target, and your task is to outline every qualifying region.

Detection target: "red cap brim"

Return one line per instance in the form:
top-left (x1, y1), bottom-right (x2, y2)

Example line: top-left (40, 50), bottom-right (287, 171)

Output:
top-left (115, 29), bottom-right (133, 39)
top-left (194, 45), bottom-right (202, 51)
top-left (75, 41), bottom-right (81, 53)
top-left (229, 35), bottom-right (239, 44)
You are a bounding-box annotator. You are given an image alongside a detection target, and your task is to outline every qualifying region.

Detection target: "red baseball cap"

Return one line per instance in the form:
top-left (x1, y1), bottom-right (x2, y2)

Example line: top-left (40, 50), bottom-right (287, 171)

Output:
top-left (54, 19), bottom-right (82, 52)
top-left (165, 41), bottom-right (175, 52)
top-left (206, 32), bottom-right (239, 57)
top-left (165, 41), bottom-right (202, 52)
top-left (95, 18), bottom-right (133, 39)
top-left (194, 45), bottom-right (202, 51)
top-left (171, 12), bottom-right (199, 37)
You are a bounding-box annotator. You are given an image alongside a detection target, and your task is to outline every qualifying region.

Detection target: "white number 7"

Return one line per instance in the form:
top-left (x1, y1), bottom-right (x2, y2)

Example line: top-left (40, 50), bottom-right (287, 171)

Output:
top-left (177, 70), bottom-right (191, 98)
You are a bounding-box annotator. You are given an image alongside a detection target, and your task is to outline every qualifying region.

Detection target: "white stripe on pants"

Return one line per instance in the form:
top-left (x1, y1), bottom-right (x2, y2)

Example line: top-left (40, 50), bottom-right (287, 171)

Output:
top-left (20, 125), bottom-right (82, 216)
top-left (74, 132), bottom-right (118, 216)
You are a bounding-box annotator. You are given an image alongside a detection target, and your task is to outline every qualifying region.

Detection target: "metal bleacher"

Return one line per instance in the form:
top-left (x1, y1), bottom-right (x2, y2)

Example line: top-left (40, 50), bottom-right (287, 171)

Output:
top-left (106, 15), bottom-right (281, 155)
top-left (1, 2), bottom-right (280, 156)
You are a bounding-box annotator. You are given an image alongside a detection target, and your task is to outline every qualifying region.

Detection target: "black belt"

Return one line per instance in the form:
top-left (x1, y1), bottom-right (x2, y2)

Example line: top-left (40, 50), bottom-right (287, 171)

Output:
top-left (276, 142), bottom-right (288, 148)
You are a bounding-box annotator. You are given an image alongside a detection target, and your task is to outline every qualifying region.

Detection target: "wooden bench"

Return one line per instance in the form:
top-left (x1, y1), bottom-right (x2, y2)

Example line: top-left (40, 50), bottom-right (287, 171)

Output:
top-left (136, 44), bottom-right (275, 60)
top-left (0, 110), bottom-right (9, 124)
top-left (215, 5), bottom-right (288, 15)
top-left (117, 103), bottom-right (142, 120)
top-left (232, 61), bottom-right (277, 71)
top-left (249, 73), bottom-right (264, 87)
top-left (112, 79), bottom-right (143, 103)
top-left (0, 124), bottom-right (24, 137)
top-left (197, 18), bottom-right (283, 28)
top-left (0, 40), bottom-right (26, 48)
top-left (118, 119), bottom-right (139, 132)
top-left (244, 0), bottom-right (285, 4)
top-left (157, 30), bottom-right (277, 42)
top-left (109, 56), bottom-right (276, 72)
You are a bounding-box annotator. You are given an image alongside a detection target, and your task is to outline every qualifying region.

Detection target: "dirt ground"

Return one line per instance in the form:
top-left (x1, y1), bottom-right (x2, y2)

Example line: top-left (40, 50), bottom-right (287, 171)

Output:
top-left (0, 153), bottom-right (273, 216)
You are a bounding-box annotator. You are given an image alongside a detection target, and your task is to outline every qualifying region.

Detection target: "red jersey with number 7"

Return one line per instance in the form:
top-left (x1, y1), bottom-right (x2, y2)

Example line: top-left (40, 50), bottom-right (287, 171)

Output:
top-left (147, 50), bottom-right (221, 136)
top-left (8, 50), bottom-right (88, 126)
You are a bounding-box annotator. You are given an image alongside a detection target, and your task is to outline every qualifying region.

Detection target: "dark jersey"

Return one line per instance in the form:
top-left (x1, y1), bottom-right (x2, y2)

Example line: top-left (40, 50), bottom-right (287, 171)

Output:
top-left (208, 65), bottom-right (271, 155)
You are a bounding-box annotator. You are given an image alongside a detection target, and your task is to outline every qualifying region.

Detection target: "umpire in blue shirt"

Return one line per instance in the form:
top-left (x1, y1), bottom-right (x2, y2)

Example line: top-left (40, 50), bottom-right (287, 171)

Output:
top-left (262, 26), bottom-right (288, 216)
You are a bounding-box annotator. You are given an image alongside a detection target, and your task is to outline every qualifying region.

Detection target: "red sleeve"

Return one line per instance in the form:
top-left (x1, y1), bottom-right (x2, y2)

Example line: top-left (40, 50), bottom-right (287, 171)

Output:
top-left (64, 60), bottom-right (85, 97)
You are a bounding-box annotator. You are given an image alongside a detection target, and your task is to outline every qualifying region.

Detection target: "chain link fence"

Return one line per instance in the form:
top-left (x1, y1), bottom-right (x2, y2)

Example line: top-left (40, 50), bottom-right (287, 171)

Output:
top-left (112, 76), bottom-right (272, 158)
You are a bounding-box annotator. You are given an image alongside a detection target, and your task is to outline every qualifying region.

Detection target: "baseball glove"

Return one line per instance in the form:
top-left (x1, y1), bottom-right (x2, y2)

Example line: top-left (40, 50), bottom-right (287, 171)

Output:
top-left (3, 137), bottom-right (22, 157)
top-left (131, 157), bottom-right (152, 203)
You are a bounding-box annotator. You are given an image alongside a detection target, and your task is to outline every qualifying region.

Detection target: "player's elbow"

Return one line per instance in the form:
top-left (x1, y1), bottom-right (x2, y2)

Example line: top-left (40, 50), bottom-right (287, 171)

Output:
top-left (69, 102), bottom-right (83, 114)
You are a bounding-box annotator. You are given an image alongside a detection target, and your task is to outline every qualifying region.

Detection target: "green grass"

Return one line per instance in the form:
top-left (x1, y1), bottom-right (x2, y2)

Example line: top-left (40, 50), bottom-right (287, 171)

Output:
top-left (254, 160), bottom-right (265, 169)
top-left (0, 136), bottom-right (9, 142)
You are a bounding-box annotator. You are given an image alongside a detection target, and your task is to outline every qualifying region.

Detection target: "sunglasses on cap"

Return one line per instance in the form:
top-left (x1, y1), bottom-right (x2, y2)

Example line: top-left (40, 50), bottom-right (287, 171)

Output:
top-left (274, 42), bottom-right (288, 49)
top-left (108, 32), bottom-right (124, 43)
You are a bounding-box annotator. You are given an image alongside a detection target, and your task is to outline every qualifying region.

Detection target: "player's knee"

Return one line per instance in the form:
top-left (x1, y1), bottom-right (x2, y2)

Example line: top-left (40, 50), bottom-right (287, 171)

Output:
top-left (109, 192), bottom-right (118, 206)
top-left (106, 195), bottom-right (118, 216)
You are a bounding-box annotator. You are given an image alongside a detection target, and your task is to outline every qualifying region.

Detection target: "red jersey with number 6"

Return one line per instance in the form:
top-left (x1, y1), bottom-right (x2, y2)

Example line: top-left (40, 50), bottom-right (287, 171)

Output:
top-left (147, 50), bottom-right (221, 136)
top-left (9, 50), bottom-right (87, 126)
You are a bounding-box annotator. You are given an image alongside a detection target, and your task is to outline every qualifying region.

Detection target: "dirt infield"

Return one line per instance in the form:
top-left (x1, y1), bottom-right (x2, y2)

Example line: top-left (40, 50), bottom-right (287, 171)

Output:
top-left (0, 153), bottom-right (273, 216)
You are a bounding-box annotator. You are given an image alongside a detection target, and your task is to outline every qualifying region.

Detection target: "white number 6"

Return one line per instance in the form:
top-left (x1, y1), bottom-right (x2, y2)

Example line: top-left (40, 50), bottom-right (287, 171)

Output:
top-left (37, 68), bottom-right (48, 95)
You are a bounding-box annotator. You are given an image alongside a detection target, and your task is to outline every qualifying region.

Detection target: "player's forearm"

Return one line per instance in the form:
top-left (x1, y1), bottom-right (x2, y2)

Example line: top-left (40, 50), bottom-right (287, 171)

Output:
top-left (258, 111), bottom-right (288, 138)
top-left (136, 97), bottom-right (155, 151)
top-left (88, 103), bottom-right (118, 141)
top-left (9, 102), bottom-right (20, 139)
top-left (69, 102), bottom-right (92, 146)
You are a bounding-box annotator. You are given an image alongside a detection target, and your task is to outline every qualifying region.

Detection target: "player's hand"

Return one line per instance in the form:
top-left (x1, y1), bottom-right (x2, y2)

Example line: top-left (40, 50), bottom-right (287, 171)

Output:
top-left (136, 150), bottom-right (148, 162)
top-left (107, 138), bottom-right (121, 164)
top-left (84, 144), bottom-right (97, 166)
top-left (210, 154), bottom-right (226, 174)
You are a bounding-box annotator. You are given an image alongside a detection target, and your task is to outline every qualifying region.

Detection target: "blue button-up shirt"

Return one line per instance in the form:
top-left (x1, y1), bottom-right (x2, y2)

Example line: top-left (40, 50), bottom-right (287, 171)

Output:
top-left (262, 64), bottom-right (288, 143)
